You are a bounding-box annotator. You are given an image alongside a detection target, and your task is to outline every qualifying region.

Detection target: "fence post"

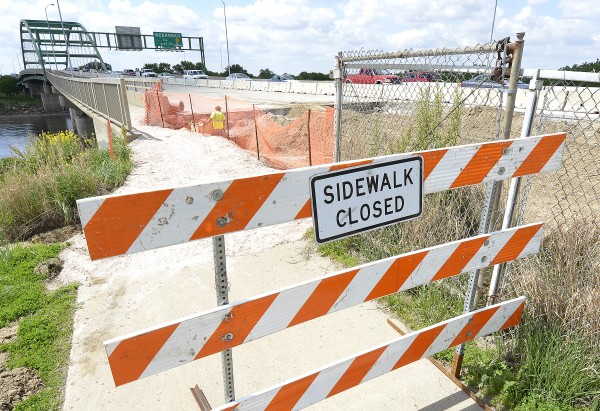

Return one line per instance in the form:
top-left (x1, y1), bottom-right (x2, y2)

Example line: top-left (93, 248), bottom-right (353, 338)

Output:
top-left (333, 52), bottom-right (343, 162)
top-left (307, 109), bottom-right (312, 166)
top-left (212, 235), bottom-right (235, 403)
top-left (253, 104), bottom-right (260, 160)
top-left (119, 78), bottom-right (133, 131)
top-left (224, 95), bottom-right (231, 141)
top-left (487, 70), bottom-right (543, 305)
top-left (155, 89), bottom-right (165, 128)
top-left (452, 32), bottom-right (526, 378)
top-left (189, 94), bottom-right (196, 132)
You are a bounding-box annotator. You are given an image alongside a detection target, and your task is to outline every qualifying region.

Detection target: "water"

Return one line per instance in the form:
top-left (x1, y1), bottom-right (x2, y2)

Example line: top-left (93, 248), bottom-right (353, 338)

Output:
top-left (0, 115), bottom-right (74, 159)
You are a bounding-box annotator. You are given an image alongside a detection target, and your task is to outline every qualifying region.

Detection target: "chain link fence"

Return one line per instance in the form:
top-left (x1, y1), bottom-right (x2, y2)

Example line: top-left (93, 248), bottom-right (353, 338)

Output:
top-left (336, 41), bottom-right (524, 305)
top-left (505, 71), bottom-right (600, 344)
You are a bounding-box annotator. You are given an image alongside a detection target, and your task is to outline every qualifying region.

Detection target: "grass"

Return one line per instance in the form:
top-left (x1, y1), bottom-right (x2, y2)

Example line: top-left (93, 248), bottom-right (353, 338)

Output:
top-left (0, 95), bottom-right (42, 107)
top-left (0, 242), bottom-right (78, 410)
top-left (332, 87), bottom-right (600, 409)
top-left (0, 130), bottom-right (133, 242)
top-left (0, 128), bottom-right (133, 409)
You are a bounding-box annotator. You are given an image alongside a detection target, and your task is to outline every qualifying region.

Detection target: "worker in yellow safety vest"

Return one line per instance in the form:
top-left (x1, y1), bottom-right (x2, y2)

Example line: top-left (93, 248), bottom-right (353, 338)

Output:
top-left (210, 105), bottom-right (226, 136)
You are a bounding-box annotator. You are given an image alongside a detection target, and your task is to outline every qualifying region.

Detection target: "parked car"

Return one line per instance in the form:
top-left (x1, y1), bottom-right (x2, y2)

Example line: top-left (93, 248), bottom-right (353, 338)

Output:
top-left (344, 68), bottom-right (400, 84)
top-left (158, 73), bottom-right (174, 78)
top-left (183, 70), bottom-right (208, 79)
top-left (401, 71), bottom-right (439, 82)
top-left (226, 73), bottom-right (251, 81)
top-left (461, 74), bottom-right (528, 89)
top-left (141, 69), bottom-right (157, 77)
top-left (122, 69), bottom-right (136, 77)
top-left (269, 73), bottom-right (298, 82)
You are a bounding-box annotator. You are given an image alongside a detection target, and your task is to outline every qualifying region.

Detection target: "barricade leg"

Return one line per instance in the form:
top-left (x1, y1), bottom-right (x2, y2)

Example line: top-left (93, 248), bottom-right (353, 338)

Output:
top-left (213, 235), bottom-right (235, 402)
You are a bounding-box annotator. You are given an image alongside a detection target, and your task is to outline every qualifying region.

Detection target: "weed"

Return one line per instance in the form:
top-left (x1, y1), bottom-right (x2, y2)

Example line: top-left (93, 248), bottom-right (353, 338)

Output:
top-left (0, 130), bottom-right (133, 241)
top-left (0, 243), bottom-right (78, 410)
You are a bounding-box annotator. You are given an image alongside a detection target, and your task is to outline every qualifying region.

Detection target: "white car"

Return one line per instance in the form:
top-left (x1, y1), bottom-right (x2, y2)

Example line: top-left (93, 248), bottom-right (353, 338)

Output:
top-left (183, 70), bottom-right (209, 79)
top-left (141, 69), bottom-right (157, 77)
top-left (158, 73), bottom-right (173, 78)
top-left (226, 73), bottom-right (251, 81)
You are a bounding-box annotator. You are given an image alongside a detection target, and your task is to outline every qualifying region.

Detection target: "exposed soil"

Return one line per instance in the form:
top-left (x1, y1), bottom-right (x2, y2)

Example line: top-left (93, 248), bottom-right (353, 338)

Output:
top-left (0, 104), bottom-right (46, 117)
top-left (29, 225), bottom-right (80, 244)
top-left (0, 366), bottom-right (44, 411)
top-left (0, 324), bottom-right (43, 411)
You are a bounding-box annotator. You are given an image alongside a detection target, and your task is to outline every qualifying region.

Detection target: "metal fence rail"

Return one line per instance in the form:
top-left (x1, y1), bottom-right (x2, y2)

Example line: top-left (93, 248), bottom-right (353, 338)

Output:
top-left (47, 71), bottom-right (133, 131)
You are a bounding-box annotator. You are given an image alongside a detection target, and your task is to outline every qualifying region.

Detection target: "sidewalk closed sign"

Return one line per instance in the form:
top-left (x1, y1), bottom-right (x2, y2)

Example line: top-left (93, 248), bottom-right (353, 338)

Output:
top-left (310, 157), bottom-right (423, 243)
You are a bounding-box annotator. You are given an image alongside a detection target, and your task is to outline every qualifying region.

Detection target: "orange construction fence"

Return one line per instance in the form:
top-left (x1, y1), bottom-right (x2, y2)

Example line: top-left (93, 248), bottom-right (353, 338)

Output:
top-left (143, 85), bottom-right (334, 170)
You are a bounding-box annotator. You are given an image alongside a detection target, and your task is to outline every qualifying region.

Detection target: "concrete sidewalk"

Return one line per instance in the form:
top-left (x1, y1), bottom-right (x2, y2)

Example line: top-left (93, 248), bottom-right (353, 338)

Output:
top-left (59, 119), bottom-right (481, 411)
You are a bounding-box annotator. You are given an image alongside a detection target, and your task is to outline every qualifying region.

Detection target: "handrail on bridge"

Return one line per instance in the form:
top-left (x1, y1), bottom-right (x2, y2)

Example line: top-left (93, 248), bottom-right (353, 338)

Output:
top-left (46, 71), bottom-right (138, 132)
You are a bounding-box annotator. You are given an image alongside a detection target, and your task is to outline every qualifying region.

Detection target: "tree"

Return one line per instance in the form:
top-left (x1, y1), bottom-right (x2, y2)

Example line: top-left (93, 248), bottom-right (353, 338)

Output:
top-left (258, 68), bottom-right (275, 79)
top-left (79, 61), bottom-right (112, 71)
top-left (295, 71), bottom-right (330, 81)
top-left (225, 64), bottom-right (253, 77)
top-left (560, 59), bottom-right (600, 73)
top-left (0, 75), bottom-right (19, 96)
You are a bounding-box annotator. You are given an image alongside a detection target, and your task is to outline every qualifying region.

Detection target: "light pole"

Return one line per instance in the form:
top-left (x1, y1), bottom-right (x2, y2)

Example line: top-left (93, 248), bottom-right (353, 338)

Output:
top-left (490, 0), bottom-right (499, 42)
top-left (55, 0), bottom-right (71, 71)
top-left (220, 0), bottom-right (231, 76)
top-left (45, 3), bottom-right (58, 71)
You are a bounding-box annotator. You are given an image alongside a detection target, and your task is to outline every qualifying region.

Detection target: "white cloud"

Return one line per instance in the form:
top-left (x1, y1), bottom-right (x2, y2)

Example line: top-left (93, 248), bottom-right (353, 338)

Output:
top-left (1, 0), bottom-right (598, 76)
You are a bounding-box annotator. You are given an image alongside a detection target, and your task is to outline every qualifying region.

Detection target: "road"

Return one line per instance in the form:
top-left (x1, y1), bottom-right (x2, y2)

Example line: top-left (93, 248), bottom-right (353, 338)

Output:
top-left (163, 83), bottom-right (335, 108)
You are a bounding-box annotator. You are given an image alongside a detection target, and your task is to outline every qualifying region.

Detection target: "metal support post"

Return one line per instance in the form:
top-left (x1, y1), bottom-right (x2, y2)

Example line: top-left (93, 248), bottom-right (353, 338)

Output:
top-left (488, 71), bottom-right (543, 305)
top-left (333, 53), bottom-right (343, 163)
top-left (213, 235), bottom-right (235, 403)
top-left (451, 32), bottom-right (525, 378)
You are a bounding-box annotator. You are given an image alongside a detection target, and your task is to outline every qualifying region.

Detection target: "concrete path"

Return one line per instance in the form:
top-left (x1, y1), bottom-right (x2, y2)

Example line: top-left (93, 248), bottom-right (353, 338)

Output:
top-left (59, 110), bottom-right (480, 411)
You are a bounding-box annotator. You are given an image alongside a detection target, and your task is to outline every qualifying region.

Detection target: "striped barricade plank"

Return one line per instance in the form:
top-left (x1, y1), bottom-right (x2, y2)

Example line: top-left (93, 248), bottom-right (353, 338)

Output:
top-left (104, 223), bottom-right (542, 386)
top-left (212, 297), bottom-right (526, 411)
top-left (77, 133), bottom-right (565, 260)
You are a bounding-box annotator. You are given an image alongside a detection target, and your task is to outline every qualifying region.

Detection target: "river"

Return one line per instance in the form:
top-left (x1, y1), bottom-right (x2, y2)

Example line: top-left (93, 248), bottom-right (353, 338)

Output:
top-left (0, 114), bottom-right (74, 159)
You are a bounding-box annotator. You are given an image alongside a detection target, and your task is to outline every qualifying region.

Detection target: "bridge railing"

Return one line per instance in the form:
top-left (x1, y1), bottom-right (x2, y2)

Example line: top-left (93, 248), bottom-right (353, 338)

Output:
top-left (47, 71), bottom-right (133, 131)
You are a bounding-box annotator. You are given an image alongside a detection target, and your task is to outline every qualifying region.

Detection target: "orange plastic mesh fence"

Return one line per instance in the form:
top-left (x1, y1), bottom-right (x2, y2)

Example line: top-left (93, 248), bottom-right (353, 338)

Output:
top-left (143, 87), bottom-right (334, 170)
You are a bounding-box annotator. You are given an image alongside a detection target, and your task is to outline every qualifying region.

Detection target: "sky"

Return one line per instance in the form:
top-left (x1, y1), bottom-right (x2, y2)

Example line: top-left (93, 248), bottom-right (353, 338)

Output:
top-left (0, 0), bottom-right (598, 76)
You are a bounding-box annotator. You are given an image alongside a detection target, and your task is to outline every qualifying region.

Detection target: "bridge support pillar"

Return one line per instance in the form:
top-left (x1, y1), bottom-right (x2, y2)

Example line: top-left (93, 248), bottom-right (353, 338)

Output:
top-left (23, 81), bottom-right (43, 97)
top-left (69, 108), bottom-right (96, 141)
top-left (41, 84), bottom-right (63, 114)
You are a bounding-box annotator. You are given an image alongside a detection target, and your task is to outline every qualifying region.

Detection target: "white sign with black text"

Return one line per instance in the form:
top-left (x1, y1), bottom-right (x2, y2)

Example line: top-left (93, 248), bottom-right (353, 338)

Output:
top-left (310, 157), bottom-right (423, 243)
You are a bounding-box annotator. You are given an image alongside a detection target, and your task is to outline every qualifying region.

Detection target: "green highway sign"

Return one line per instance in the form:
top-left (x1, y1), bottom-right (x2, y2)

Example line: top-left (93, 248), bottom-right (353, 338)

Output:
top-left (153, 32), bottom-right (183, 49)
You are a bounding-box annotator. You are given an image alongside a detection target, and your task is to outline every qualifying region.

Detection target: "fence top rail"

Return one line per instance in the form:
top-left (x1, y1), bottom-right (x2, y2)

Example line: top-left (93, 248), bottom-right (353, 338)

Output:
top-left (47, 71), bottom-right (123, 85)
top-left (522, 68), bottom-right (600, 83)
top-left (76, 133), bottom-right (566, 261)
top-left (340, 44), bottom-right (497, 63)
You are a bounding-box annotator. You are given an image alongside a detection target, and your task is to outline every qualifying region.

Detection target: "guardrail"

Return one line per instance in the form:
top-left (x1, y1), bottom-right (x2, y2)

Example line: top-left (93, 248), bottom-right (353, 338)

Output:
top-left (160, 77), bottom-right (336, 96)
top-left (46, 71), bottom-right (133, 131)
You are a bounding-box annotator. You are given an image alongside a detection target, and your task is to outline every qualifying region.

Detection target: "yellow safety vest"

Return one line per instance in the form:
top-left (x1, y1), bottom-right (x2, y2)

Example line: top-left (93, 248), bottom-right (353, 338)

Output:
top-left (211, 112), bottom-right (225, 130)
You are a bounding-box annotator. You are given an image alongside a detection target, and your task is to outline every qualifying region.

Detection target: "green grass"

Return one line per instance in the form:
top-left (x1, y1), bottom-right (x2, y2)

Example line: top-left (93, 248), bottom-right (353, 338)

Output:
top-left (0, 242), bottom-right (78, 410)
top-left (0, 130), bottom-right (133, 241)
top-left (0, 95), bottom-right (42, 107)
